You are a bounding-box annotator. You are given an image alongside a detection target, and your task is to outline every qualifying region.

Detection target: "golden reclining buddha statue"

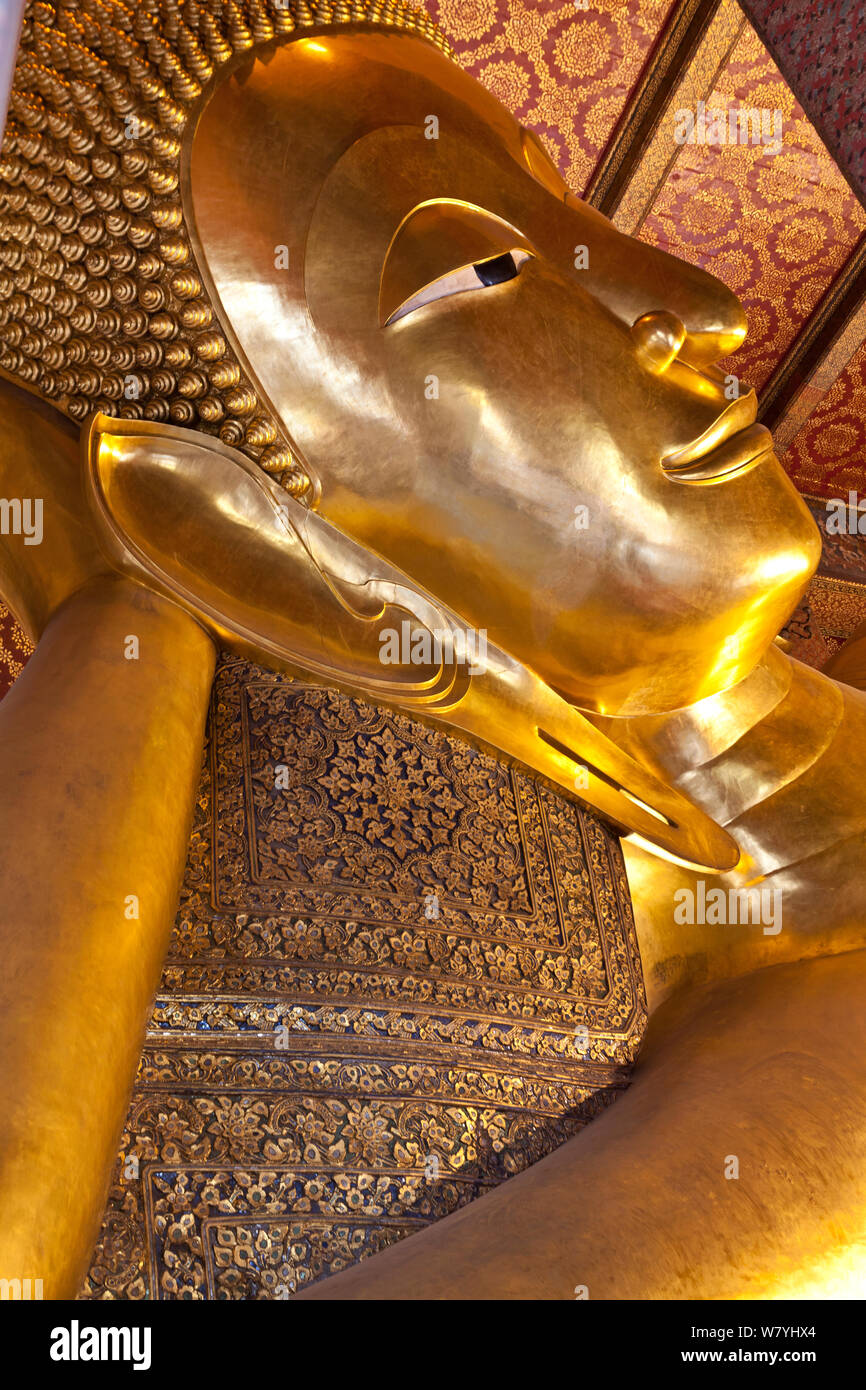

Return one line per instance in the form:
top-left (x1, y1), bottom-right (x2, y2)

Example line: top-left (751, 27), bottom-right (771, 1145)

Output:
top-left (1, 0), bottom-right (865, 1300)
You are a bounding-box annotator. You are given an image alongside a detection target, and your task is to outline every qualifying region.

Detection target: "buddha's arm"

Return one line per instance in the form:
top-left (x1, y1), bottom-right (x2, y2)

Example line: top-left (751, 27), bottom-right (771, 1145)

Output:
top-left (301, 649), bottom-right (866, 1299)
top-left (301, 946), bottom-right (866, 1299)
top-left (603, 646), bottom-right (866, 1010)
top-left (0, 578), bottom-right (215, 1299)
top-left (0, 380), bottom-right (216, 1298)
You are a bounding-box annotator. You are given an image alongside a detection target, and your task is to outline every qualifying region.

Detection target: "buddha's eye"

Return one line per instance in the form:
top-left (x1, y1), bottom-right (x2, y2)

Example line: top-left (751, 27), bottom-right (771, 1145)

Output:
top-left (474, 251), bottom-right (522, 286)
top-left (384, 248), bottom-right (532, 326)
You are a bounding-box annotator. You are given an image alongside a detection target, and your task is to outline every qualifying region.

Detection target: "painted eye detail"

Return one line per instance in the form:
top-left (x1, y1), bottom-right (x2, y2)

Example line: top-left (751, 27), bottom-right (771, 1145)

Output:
top-left (384, 248), bottom-right (532, 326)
top-left (474, 251), bottom-right (521, 286)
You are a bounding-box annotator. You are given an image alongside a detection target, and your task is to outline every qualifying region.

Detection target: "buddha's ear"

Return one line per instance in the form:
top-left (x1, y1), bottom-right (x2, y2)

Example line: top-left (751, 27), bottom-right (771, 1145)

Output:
top-left (81, 412), bottom-right (467, 703)
top-left (82, 413), bottom-right (739, 873)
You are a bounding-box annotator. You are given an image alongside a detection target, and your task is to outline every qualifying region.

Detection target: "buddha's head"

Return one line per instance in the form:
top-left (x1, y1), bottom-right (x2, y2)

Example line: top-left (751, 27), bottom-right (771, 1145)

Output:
top-left (1, 6), bottom-right (821, 722)
top-left (182, 22), bottom-right (820, 717)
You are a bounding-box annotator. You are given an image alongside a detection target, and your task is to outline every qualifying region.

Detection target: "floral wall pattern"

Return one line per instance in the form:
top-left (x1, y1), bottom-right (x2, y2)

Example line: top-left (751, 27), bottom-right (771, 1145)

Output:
top-left (80, 659), bottom-right (645, 1298)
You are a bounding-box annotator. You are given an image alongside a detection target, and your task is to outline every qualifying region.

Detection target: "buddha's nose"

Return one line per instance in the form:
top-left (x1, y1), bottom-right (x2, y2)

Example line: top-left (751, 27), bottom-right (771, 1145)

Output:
top-left (631, 310), bottom-right (687, 374)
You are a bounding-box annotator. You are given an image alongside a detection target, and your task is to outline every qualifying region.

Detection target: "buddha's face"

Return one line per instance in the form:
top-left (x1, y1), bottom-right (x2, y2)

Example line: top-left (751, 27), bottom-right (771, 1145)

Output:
top-left (187, 28), bottom-right (820, 716)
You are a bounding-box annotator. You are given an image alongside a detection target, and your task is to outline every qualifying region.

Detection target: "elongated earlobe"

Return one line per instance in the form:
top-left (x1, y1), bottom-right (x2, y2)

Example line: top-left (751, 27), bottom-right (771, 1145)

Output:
top-left (83, 413), bottom-right (739, 872)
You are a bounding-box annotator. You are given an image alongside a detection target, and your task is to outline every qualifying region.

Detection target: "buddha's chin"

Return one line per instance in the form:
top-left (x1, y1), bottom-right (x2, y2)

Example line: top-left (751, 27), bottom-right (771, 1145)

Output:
top-left (553, 607), bottom-right (805, 719)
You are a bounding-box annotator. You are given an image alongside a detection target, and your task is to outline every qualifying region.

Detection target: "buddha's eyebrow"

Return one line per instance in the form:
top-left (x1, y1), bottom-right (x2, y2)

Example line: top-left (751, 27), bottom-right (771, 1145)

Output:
top-left (385, 199), bottom-right (530, 256)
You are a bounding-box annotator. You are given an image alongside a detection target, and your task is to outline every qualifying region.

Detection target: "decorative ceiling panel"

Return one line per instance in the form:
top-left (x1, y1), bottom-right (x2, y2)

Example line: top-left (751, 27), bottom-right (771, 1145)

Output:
top-left (739, 0), bottom-right (866, 206)
top-left (609, 0), bottom-right (745, 234)
top-left (426, 0), bottom-right (676, 193)
top-left (771, 293), bottom-right (866, 455)
top-left (779, 495), bottom-right (866, 667)
top-left (782, 339), bottom-right (866, 500)
top-left (634, 19), bottom-right (866, 392)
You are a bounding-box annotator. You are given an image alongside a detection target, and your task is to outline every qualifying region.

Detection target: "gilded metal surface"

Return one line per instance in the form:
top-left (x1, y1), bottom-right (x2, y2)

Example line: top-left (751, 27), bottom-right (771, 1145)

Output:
top-left (0, 1), bottom-right (864, 1302)
top-left (0, 574), bottom-right (215, 1300)
top-left (611, 655), bottom-right (866, 1009)
top-left (298, 637), bottom-right (866, 1297)
top-left (82, 410), bottom-right (740, 869)
top-left (187, 26), bottom-right (819, 718)
top-left (0, 373), bottom-right (105, 639)
top-left (303, 947), bottom-right (866, 1300)
top-left (1, 1), bottom-right (451, 488)
top-left (1, 3), bottom-right (820, 716)
top-left (824, 612), bottom-right (866, 689)
top-left (80, 654), bottom-right (644, 1298)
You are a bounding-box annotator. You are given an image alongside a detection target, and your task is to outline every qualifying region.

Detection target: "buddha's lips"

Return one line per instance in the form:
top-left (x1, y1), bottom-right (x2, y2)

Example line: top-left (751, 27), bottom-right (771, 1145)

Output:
top-left (661, 422), bottom-right (774, 485)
